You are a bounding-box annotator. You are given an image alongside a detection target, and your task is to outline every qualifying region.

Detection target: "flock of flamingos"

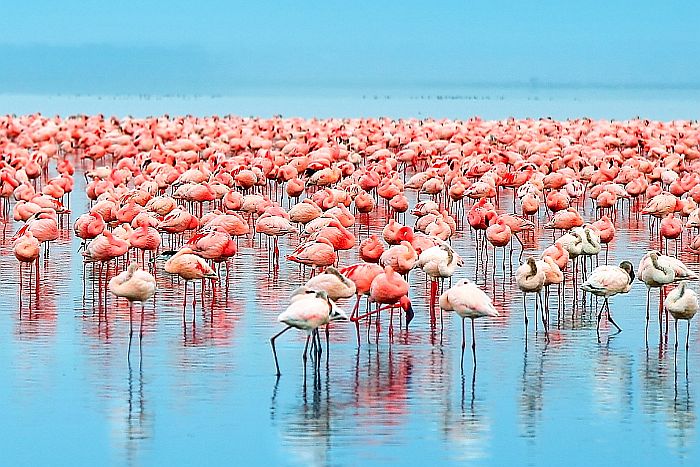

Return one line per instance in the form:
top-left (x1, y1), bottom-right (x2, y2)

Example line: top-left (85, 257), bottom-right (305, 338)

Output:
top-left (2, 114), bottom-right (700, 376)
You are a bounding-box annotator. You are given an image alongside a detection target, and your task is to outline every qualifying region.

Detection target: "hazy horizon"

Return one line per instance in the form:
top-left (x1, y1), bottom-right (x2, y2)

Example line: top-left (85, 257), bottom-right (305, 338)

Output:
top-left (1, 1), bottom-right (699, 96)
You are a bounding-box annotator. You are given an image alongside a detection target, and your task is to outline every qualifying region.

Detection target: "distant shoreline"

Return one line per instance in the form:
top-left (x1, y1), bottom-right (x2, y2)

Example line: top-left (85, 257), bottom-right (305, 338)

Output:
top-left (2, 91), bottom-right (699, 121)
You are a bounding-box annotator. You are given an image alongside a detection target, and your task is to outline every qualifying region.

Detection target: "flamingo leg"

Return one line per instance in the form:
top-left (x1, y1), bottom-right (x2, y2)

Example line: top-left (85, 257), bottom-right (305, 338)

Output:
top-left (129, 302), bottom-right (134, 338)
top-left (429, 279), bottom-right (438, 323)
top-left (645, 287), bottom-right (651, 343)
top-left (389, 307), bottom-right (394, 341)
top-left (460, 316), bottom-right (466, 373)
top-left (471, 317), bottom-right (477, 367)
top-left (539, 292), bottom-right (549, 340)
top-left (514, 233), bottom-right (525, 261)
top-left (605, 299), bottom-right (621, 332)
top-left (302, 334), bottom-right (311, 379)
top-left (349, 295), bottom-right (363, 346)
top-left (140, 303), bottom-right (145, 339)
top-left (353, 303), bottom-right (396, 322)
top-left (270, 325), bottom-right (292, 376)
top-left (675, 319), bottom-right (679, 350)
top-left (183, 280), bottom-right (188, 312)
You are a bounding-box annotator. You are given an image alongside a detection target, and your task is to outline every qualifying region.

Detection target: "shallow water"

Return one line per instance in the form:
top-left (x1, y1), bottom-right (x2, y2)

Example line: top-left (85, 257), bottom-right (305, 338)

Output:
top-left (1, 158), bottom-right (699, 467)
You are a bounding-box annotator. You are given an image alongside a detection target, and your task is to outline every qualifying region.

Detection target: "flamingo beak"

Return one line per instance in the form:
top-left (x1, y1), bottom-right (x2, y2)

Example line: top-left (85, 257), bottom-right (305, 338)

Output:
top-left (405, 301), bottom-right (415, 326)
top-left (156, 250), bottom-right (177, 260)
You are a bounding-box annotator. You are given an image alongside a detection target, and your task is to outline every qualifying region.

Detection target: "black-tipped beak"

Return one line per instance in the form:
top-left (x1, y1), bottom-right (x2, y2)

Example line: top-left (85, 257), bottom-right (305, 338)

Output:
top-left (405, 303), bottom-right (414, 327)
top-left (157, 250), bottom-right (177, 260)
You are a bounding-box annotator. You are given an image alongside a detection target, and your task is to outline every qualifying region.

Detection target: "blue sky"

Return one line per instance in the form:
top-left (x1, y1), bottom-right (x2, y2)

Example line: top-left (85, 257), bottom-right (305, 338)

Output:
top-left (1, 0), bottom-right (698, 94)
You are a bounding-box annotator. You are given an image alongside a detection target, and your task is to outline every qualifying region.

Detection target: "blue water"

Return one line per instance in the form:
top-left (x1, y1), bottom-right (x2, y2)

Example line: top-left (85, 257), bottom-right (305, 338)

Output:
top-left (0, 92), bottom-right (699, 466)
top-left (2, 86), bottom-right (700, 120)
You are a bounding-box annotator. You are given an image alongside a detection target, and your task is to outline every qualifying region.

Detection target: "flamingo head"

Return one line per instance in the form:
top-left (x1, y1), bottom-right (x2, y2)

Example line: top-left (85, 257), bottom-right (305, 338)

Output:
top-left (399, 296), bottom-right (414, 326)
top-left (620, 261), bottom-right (635, 284)
top-left (526, 257), bottom-right (538, 273)
top-left (156, 250), bottom-right (179, 261)
top-left (328, 304), bottom-right (349, 323)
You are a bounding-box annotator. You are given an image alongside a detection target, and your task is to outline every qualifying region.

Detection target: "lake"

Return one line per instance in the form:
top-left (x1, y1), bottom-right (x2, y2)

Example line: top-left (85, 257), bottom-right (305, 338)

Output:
top-left (1, 92), bottom-right (699, 466)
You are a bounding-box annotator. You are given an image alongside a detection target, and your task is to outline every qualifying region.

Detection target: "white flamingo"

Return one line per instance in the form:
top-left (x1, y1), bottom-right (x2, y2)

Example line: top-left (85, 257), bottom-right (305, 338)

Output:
top-left (581, 261), bottom-right (635, 333)
top-left (439, 279), bottom-right (499, 370)
top-left (299, 266), bottom-right (356, 301)
top-left (109, 263), bottom-right (156, 341)
top-left (638, 251), bottom-right (696, 339)
top-left (664, 281), bottom-right (698, 350)
top-left (516, 257), bottom-right (547, 337)
top-left (270, 290), bottom-right (348, 376)
top-left (575, 225), bottom-right (601, 276)
top-left (416, 241), bottom-right (463, 321)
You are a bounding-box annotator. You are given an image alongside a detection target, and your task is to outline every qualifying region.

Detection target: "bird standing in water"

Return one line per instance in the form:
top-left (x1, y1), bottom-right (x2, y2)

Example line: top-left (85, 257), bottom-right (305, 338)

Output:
top-left (516, 257), bottom-right (546, 337)
top-left (664, 281), bottom-right (698, 350)
top-left (109, 263), bottom-right (157, 351)
top-left (581, 261), bottom-right (635, 333)
top-left (270, 289), bottom-right (348, 377)
top-left (439, 279), bottom-right (499, 370)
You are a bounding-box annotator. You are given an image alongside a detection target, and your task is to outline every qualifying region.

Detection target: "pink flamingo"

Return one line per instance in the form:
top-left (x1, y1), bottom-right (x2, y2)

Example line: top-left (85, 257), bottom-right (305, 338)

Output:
top-left (160, 247), bottom-right (217, 311)
top-left (340, 262), bottom-right (384, 344)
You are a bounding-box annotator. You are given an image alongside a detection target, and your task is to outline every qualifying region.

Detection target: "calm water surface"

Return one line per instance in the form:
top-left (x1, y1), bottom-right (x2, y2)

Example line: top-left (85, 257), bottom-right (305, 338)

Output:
top-left (1, 98), bottom-right (700, 466)
top-left (2, 86), bottom-right (700, 120)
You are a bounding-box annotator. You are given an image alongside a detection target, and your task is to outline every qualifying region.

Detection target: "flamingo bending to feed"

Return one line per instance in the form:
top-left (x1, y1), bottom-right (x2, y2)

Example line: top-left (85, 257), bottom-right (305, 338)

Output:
top-left (351, 265), bottom-right (414, 338)
top-left (340, 262), bottom-right (384, 344)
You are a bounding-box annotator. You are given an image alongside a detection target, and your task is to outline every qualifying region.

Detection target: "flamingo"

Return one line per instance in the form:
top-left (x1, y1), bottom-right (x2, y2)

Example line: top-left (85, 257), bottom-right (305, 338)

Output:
top-left (664, 281), bottom-right (698, 350)
top-left (359, 235), bottom-right (385, 263)
top-left (638, 251), bottom-right (677, 339)
top-left (485, 216), bottom-right (512, 266)
top-left (301, 266), bottom-right (357, 301)
top-left (108, 263), bottom-right (157, 340)
top-left (416, 242), bottom-right (464, 322)
top-left (340, 262), bottom-right (384, 344)
top-left (516, 257), bottom-right (547, 337)
top-left (13, 230), bottom-right (40, 298)
top-left (159, 247), bottom-right (217, 310)
top-left (270, 290), bottom-right (348, 376)
top-left (255, 212), bottom-right (295, 263)
top-left (439, 279), bottom-right (499, 370)
top-left (379, 240), bottom-right (418, 276)
top-left (361, 266), bottom-right (415, 337)
top-left (287, 237), bottom-right (336, 270)
top-left (581, 261), bottom-right (635, 332)
top-left (536, 256), bottom-right (564, 316)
